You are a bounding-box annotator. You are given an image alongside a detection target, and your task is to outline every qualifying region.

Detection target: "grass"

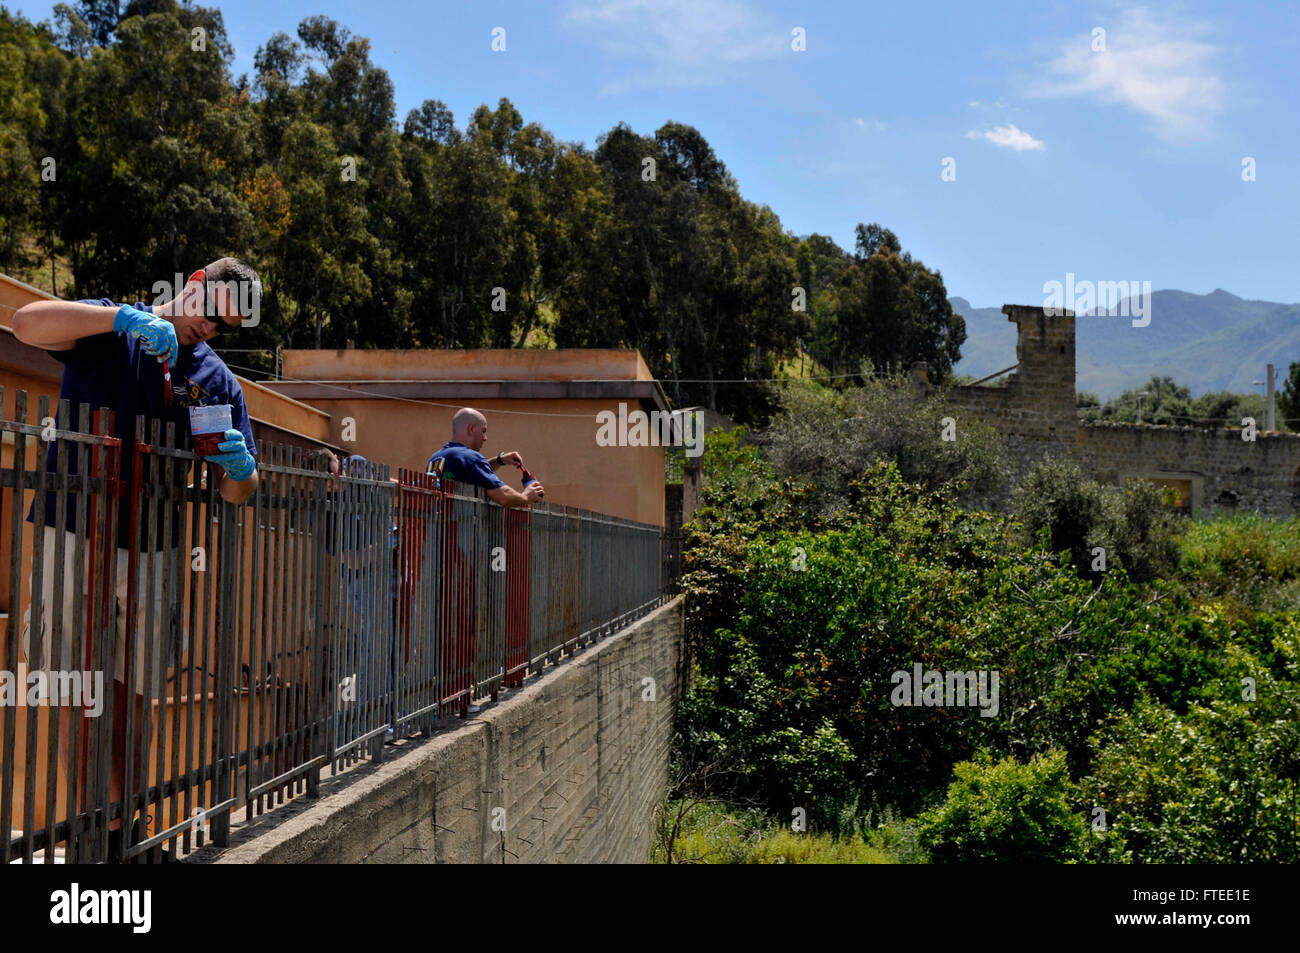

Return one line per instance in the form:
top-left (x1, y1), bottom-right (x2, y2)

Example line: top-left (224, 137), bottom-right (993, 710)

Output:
top-left (6, 235), bottom-right (72, 298)
top-left (1178, 511), bottom-right (1300, 620)
top-left (650, 799), bottom-right (921, 864)
top-left (776, 348), bottom-right (832, 382)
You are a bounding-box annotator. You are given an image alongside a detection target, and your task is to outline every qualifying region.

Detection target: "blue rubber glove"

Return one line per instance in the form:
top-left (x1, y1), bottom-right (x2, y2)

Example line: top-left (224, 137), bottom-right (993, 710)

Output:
top-left (113, 304), bottom-right (178, 365)
top-left (205, 428), bottom-right (256, 481)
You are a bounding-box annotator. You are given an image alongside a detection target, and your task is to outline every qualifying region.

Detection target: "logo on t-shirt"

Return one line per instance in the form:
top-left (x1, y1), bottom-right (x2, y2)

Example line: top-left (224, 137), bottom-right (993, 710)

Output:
top-left (173, 375), bottom-right (215, 410)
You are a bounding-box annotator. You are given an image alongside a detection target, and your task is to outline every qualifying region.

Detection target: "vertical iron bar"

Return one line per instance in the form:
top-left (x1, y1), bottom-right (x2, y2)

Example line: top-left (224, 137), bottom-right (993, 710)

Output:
top-left (1, 389), bottom-right (27, 865)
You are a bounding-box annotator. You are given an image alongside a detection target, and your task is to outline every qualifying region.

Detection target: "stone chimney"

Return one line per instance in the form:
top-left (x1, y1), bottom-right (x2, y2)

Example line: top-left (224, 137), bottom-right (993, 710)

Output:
top-left (1002, 304), bottom-right (1076, 441)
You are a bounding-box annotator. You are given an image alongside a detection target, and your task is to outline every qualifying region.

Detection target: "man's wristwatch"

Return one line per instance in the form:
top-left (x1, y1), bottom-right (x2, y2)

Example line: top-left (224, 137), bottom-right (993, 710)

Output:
top-left (496, 451), bottom-right (504, 467)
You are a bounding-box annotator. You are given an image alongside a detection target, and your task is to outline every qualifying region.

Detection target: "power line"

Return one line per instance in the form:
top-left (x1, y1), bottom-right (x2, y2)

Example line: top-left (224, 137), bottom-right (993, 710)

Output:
top-left (222, 361), bottom-right (623, 418)
top-left (7, 300), bottom-right (1297, 422)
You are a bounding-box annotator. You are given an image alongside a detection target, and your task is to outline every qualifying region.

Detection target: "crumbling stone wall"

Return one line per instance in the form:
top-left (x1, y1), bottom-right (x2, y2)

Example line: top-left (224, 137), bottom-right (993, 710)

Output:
top-left (928, 305), bottom-right (1300, 517)
top-left (1076, 421), bottom-right (1300, 516)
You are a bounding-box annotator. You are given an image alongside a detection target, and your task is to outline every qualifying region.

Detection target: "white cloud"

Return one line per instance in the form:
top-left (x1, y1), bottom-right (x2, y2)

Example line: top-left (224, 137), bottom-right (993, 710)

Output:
top-left (966, 124), bottom-right (1045, 151)
top-left (855, 117), bottom-right (886, 131)
top-left (1035, 7), bottom-right (1224, 140)
top-left (565, 0), bottom-right (785, 92)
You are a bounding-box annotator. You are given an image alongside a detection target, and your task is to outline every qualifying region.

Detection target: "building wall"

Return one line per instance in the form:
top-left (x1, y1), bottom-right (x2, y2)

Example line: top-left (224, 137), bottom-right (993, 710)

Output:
top-left (212, 597), bottom-right (684, 864)
top-left (271, 349), bottom-right (672, 527)
top-left (262, 393), bottom-right (665, 527)
top-left (1076, 422), bottom-right (1300, 514)
top-left (282, 347), bottom-right (655, 383)
top-left (944, 304), bottom-right (1079, 445)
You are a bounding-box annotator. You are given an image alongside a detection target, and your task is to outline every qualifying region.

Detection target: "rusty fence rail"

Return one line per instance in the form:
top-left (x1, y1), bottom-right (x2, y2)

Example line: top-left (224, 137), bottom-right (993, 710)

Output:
top-left (0, 390), bottom-right (680, 863)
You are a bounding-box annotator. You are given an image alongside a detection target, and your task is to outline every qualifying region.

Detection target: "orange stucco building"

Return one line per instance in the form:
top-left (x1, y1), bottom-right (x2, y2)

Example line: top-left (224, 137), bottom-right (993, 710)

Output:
top-left (265, 348), bottom-right (672, 527)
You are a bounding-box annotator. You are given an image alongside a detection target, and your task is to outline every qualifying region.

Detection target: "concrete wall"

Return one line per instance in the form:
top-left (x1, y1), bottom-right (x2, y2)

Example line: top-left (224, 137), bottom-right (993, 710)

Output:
top-left (214, 597), bottom-right (684, 864)
top-left (944, 304), bottom-right (1079, 445)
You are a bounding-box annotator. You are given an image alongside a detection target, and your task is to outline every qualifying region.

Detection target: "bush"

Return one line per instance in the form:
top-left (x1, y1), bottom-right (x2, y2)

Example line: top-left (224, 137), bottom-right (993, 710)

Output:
top-left (917, 751), bottom-right (1088, 863)
top-left (682, 458), bottom-right (1228, 802)
top-left (1012, 455), bottom-right (1182, 583)
top-left (1083, 685), bottom-right (1300, 863)
top-left (760, 376), bottom-right (1009, 518)
top-left (676, 434), bottom-right (1300, 862)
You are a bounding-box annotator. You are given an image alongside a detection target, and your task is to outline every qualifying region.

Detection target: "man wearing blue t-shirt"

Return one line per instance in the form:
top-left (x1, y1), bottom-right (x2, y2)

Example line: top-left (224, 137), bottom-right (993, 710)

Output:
top-left (427, 408), bottom-right (540, 716)
top-left (426, 407), bottom-right (543, 506)
top-left (12, 257), bottom-right (262, 853)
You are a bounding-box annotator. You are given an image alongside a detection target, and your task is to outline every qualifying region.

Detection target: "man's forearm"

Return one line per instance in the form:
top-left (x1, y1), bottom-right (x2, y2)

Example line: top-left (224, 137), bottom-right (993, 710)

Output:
top-left (219, 469), bottom-right (258, 504)
top-left (11, 301), bottom-right (119, 350)
top-left (489, 486), bottom-right (531, 508)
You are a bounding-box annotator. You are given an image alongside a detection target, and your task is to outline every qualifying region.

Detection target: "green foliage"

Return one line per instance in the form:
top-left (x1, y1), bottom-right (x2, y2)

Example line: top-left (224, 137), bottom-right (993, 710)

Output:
top-left (6, 6), bottom-right (969, 419)
top-left (678, 440), bottom-right (1300, 862)
top-left (0, 8), bottom-right (61, 271)
top-left (1177, 512), bottom-right (1300, 622)
top-left (552, 120), bottom-right (805, 422)
top-left (696, 425), bottom-right (774, 510)
top-left (651, 800), bottom-right (902, 864)
top-left (688, 460), bottom-right (1145, 809)
top-left (1012, 454), bottom-right (1182, 584)
top-left (1279, 359), bottom-right (1300, 431)
top-left (917, 751), bottom-right (1088, 863)
top-left (1083, 676), bottom-right (1300, 863)
top-left (761, 377), bottom-right (1009, 517)
top-left (1079, 375), bottom-right (1265, 428)
top-left (1190, 390), bottom-right (1265, 427)
top-left (800, 224), bottom-right (967, 386)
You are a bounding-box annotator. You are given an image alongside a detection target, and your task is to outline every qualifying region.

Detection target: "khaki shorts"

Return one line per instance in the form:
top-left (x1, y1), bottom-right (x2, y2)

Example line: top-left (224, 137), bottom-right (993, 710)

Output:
top-left (21, 526), bottom-right (189, 699)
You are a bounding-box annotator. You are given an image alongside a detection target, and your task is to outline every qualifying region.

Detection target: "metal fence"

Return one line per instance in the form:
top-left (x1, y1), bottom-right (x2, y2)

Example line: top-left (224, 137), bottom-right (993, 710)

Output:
top-left (0, 389), bottom-right (680, 863)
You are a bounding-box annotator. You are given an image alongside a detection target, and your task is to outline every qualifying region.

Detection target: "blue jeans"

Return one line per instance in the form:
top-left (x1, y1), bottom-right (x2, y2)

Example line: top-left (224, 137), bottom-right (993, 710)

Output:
top-left (340, 566), bottom-right (377, 736)
top-left (340, 564), bottom-right (402, 736)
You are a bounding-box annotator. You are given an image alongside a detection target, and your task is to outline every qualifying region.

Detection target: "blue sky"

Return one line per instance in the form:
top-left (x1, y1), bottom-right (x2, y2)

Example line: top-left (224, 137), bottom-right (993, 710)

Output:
top-left (19, 0), bottom-right (1300, 308)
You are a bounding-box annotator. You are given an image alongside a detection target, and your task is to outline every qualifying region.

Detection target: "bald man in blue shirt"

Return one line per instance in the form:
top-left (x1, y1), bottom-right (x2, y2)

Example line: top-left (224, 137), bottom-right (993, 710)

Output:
top-left (426, 407), bottom-right (543, 505)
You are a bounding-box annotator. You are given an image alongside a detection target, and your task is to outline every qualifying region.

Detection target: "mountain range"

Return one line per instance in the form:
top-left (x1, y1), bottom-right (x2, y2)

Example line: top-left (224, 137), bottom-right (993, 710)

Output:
top-left (950, 289), bottom-right (1300, 399)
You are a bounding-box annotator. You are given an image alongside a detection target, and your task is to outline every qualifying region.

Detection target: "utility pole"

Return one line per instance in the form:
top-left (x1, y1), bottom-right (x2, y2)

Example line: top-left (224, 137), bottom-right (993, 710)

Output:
top-left (1253, 366), bottom-right (1277, 432)
top-left (1267, 363), bottom-right (1277, 432)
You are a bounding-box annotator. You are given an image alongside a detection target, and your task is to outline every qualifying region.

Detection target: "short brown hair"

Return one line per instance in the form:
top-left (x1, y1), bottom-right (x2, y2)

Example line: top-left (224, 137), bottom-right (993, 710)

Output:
top-left (305, 448), bottom-right (339, 473)
top-left (203, 257), bottom-right (262, 319)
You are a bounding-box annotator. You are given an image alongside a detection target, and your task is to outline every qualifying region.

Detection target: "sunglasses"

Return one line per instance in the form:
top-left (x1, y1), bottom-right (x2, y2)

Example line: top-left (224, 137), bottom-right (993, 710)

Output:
top-left (202, 281), bottom-right (243, 336)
